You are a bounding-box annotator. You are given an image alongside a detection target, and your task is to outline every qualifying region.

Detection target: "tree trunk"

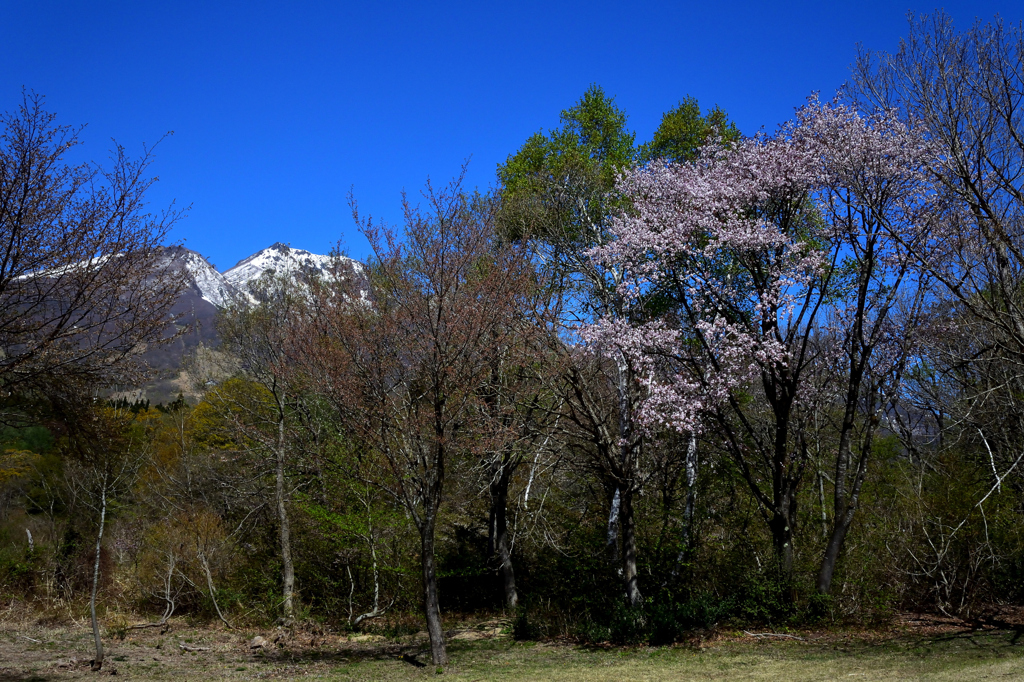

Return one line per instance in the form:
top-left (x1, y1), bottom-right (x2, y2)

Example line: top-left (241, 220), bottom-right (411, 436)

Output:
top-left (769, 501), bottom-right (796, 582)
top-left (419, 512), bottom-right (447, 667)
top-left (488, 466), bottom-right (518, 609)
top-left (672, 434), bottom-right (699, 576)
top-left (275, 409), bottom-right (294, 623)
top-left (817, 471), bottom-right (828, 540)
top-left (770, 407), bottom-right (797, 586)
top-left (351, 538), bottom-right (386, 626)
top-left (681, 433), bottom-right (698, 549)
top-left (90, 476), bottom-right (107, 672)
top-left (199, 550), bottom-right (232, 628)
top-left (817, 425), bottom-right (872, 595)
top-left (606, 487), bottom-right (620, 563)
top-left (816, 514), bottom-right (852, 595)
top-left (620, 486), bottom-right (642, 607)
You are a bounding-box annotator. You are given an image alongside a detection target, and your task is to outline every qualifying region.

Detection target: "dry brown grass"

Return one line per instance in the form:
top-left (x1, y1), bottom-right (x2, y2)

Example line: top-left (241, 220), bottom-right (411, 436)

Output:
top-left (1, 613), bottom-right (1022, 681)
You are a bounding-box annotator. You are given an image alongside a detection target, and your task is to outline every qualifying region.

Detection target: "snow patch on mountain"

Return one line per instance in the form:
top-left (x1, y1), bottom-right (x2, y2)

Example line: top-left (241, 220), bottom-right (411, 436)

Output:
top-left (17, 248), bottom-right (235, 310)
top-left (159, 247), bottom-right (239, 307)
top-left (16, 253), bottom-right (125, 281)
top-left (15, 243), bottom-right (357, 311)
top-left (222, 242), bottom-right (358, 293)
top-left (179, 250), bottom-right (236, 307)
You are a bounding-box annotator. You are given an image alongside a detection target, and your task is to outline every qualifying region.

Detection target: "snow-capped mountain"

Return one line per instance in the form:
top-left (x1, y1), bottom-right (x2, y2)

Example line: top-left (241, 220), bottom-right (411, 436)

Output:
top-left (130, 243), bottom-right (363, 404)
top-left (222, 242), bottom-right (356, 294)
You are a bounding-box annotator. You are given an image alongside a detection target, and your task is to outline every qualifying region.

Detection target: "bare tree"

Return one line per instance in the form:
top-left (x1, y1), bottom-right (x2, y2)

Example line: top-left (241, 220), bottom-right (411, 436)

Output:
top-left (298, 173), bottom-right (533, 666)
top-left (0, 92), bottom-right (186, 409)
top-left (849, 13), bottom-right (1024, 374)
top-left (63, 405), bottom-right (147, 671)
top-left (847, 15), bottom-right (1024, 598)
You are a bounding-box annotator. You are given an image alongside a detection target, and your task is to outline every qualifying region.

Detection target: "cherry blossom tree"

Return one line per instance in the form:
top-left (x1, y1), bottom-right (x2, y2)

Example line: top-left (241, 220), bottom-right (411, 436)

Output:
top-left (587, 99), bottom-right (937, 590)
top-left (800, 102), bottom-right (936, 594)
top-left (499, 88), bottom-right (742, 608)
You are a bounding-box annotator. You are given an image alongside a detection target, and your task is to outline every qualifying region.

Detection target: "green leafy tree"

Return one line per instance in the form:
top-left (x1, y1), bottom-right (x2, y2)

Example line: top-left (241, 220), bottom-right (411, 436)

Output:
top-left (497, 84), bottom-right (636, 251)
top-left (640, 96), bottom-right (741, 164)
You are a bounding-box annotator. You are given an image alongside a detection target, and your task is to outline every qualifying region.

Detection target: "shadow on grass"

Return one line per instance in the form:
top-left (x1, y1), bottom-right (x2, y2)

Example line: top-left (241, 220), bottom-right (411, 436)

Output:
top-left (210, 626), bottom-right (1024, 677)
top-left (0, 673), bottom-right (53, 682)
top-left (907, 627), bottom-right (1024, 655)
top-left (780, 627), bottom-right (1024, 662)
top-left (244, 635), bottom-right (510, 669)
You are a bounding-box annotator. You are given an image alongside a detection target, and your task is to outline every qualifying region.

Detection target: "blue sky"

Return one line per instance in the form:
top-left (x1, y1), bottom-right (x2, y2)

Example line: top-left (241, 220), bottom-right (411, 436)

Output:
top-left (4, 1), bottom-right (1022, 270)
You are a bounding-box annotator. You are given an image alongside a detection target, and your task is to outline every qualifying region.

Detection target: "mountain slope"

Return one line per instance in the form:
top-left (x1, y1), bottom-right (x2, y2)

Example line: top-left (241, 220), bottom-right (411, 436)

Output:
top-left (160, 246), bottom-right (242, 307)
top-left (128, 243), bottom-right (362, 404)
top-left (133, 246), bottom-right (233, 403)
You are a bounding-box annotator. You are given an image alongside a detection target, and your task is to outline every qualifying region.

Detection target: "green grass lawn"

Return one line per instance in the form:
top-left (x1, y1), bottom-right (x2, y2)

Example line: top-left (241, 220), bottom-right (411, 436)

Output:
top-left (320, 632), bottom-right (1024, 681)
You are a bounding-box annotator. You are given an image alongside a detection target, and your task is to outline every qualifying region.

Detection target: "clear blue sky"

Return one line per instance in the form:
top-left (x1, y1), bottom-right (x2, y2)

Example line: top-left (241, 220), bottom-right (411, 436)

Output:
top-left (4, 1), bottom-right (1022, 270)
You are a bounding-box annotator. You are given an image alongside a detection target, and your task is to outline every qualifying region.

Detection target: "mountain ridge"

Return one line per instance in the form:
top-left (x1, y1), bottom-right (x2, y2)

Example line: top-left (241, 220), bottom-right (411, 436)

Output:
top-left (164, 242), bottom-right (359, 307)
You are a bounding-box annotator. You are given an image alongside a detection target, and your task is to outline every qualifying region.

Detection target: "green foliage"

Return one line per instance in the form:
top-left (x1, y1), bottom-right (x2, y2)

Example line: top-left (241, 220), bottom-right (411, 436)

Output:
top-left (554, 85), bottom-right (637, 183)
top-left (511, 605), bottom-right (543, 641)
top-left (438, 523), bottom-right (492, 611)
top-left (496, 84), bottom-right (636, 246)
top-left (156, 394), bottom-right (188, 413)
top-left (515, 524), bottom-right (622, 616)
top-left (497, 86), bottom-right (743, 254)
top-left (648, 593), bottom-right (734, 645)
top-left (805, 592), bottom-right (835, 623)
top-left (498, 84), bottom-right (635, 195)
top-left (107, 397), bottom-right (151, 414)
top-left (0, 425), bottom-right (53, 455)
top-left (295, 474), bottom-right (418, 623)
top-left (639, 96), bottom-right (741, 164)
top-left (605, 602), bottom-right (648, 645)
top-left (0, 536), bottom-right (38, 595)
top-left (732, 565), bottom-right (798, 625)
top-left (512, 592), bottom-right (734, 645)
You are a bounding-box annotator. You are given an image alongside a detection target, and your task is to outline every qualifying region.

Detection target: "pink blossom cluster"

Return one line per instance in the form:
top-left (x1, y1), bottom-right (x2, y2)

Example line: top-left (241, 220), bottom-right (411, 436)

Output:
top-left (584, 98), bottom-right (938, 435)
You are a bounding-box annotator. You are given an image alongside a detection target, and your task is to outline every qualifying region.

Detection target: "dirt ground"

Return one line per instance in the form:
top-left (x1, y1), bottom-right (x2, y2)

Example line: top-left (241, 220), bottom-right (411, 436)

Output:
top-left (0, 613), bottom-right (506, 681)
top-left (2, 611), bottom-right (1024, 681)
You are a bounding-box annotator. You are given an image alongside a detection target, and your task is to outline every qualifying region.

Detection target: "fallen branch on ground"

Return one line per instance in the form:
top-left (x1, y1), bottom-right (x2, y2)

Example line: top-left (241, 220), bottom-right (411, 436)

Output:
top-left (130, 620), bottom-right (170, 630)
